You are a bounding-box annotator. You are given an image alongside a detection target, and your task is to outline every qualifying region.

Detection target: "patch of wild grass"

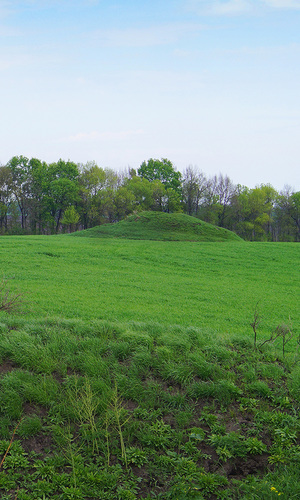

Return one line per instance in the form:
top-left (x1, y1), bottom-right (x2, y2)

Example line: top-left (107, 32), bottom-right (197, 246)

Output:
top-left (0, 318), bottom-right (298, 499)
top-left (17, 416), bottom-right (42, 438)
top-left (1, 369), bottom-right (59, 407)
top-left (288, 366), bottom-right (300, 403)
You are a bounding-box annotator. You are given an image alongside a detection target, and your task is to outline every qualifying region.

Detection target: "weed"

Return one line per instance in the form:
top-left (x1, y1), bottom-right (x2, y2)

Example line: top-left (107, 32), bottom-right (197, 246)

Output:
top-left (56, 424), bottom-right (84, 489)
top-left (209, 432), bottom-right (266, 461)
top-left (33, 459), bottom-right (56, 480)
top-left (169, 470), bottom-right (229, 499)
top-left (142, 419), bottom-right (174, 450)
top-left (125, 447), bottom-right (148, 467)
top-left (268, 446), bottom-right (290, 465)
top-left (106, 387), bottom-right (131, 467)
top-left (273, 427), bottom-right (297, 445)
top-left (239, 397), bottom-right (259, 412)
top-left (0, 438), bottom-right (29, 471)
top-left (61, 486), bottom-right (84, 500)
top-left (66, 376), bottom-right (101, 454)
top-left (189, 427), bottom-right (206, 442)
top-left (245, 437), bottom-right (267, 454)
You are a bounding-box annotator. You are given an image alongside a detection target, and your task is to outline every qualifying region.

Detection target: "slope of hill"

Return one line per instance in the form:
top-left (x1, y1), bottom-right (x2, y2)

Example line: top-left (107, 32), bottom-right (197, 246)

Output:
top-left (71, 211), bottom-right (243, 241)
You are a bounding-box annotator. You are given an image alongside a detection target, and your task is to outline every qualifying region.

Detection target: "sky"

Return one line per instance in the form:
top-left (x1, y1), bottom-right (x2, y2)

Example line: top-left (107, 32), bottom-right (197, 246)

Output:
top-left (0, 0), bottom-right (300, 191)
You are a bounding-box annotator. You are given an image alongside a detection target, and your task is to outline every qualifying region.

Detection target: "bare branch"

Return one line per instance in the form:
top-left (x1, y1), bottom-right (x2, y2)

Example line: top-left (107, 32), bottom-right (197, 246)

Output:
top-left (250, 301), bottom-right (261, 348)
top-left (0, 279), bottom-right (25, 313)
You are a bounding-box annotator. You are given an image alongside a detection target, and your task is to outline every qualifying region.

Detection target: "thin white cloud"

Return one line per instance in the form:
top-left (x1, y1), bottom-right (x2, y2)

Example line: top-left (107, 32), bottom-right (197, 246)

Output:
top-left (211, 0), bottom-right (251, 15)
top-left (65, 130), bottom-right (144, 143)
top-left (212, 41), bottom-right (300, 56)
top-left (0, 25), bottom-right (22, 36)
top-left (91, 23), bottom-right (205, 48)
top-left (0, 51), bottom-right (30, 71)
top-left (186, 0), bottom-right (252, 15)
top-left (187, 0), bottom-right (300, 15)
top-left (0, 0), bottom-right (99, 16)
top-left (0, 48), bottom-right (64, 72)
top-left (0, 1), bottom-right (14, 19)
top-left (262, 0), bottom-right (300, 8)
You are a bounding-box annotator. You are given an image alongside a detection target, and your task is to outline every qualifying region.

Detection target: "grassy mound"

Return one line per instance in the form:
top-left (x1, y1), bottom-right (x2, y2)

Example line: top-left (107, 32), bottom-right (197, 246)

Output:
top-left (71, 211), bottom-right (243, 241)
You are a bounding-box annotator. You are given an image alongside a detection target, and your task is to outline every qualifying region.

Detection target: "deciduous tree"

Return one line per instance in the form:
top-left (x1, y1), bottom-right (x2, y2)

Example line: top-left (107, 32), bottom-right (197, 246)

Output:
top-left (138, 158), bottom-right (182, 194)
top-left (182, 166), bottom-right (207, 216)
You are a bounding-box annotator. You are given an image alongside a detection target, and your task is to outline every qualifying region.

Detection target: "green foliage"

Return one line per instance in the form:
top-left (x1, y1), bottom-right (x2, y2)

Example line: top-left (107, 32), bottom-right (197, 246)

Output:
top-left (2, 155), bottom-right (299, 240)
top-left (209, 433), bottom-right (267, 461)
top-left (168, 470), bottom-right (229, 499)
top-left (125, 447), bottom-right (148, 467)
top-left (138, 158), bottom-right (182, 194)
top-left (245, 436), bottom-right (268, 454)
top-left (0, 440), bottom-right (29, 470)
top-left (61, 206), bottom-right (80, 232)
top-left (209, 432), bottom-right (247, 459)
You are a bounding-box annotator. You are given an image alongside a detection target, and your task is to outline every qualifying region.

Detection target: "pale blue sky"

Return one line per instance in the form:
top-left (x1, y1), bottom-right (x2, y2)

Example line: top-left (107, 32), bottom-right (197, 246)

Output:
top-left (1, 0), bottom-right (300, 190)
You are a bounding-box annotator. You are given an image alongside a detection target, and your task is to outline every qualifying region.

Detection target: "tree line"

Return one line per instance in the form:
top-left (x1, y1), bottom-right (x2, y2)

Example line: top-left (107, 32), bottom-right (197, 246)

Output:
top-left (0, 155), bottom-right (299, 241)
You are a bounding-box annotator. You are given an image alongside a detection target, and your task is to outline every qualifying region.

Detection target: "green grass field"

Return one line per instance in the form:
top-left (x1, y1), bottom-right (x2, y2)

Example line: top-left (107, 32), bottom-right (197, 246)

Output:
top-left (1, 234), bottom-right (299, 340)
top-left (0, 215), bottom-right (299, 499)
